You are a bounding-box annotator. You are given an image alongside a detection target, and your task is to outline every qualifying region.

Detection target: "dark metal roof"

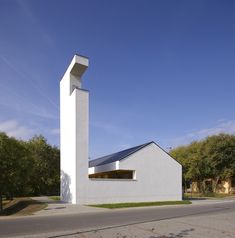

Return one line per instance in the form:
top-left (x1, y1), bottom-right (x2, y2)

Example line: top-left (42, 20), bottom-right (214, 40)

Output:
top-left (89, 141), bottom-right (153, 167)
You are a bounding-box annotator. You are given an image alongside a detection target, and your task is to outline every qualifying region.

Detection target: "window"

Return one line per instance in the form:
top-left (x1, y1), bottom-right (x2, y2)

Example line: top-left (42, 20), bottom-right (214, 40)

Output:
top-left (89, 170), bottom-right (135, 179)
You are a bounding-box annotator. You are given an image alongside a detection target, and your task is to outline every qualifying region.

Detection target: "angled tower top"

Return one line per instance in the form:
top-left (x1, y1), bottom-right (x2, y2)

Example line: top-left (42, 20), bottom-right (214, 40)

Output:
top-left (71, 54), bottom-right (89, 77)
top-left (61, 54), bottom-right (89, 95)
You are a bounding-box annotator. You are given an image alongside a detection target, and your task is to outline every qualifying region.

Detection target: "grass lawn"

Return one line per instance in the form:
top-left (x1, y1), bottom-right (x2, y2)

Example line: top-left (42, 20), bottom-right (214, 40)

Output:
top-left (89, 200), bottom-right (192, 209)
top-left (49, 196), bottom-right (60, 201)
top-left (0, 197), bottom-right (47, 216)
top-left (184, 193), bottom-right (235, 199)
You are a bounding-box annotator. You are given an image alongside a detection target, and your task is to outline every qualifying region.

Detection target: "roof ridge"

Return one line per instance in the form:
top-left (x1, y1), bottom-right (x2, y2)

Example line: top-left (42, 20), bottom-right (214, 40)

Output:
top-left (89, 141), bottom-right (154, 167)
top-left (90, 141), bottom-right (153, 162)
top-left (116, 141), bottom-right (153, 162)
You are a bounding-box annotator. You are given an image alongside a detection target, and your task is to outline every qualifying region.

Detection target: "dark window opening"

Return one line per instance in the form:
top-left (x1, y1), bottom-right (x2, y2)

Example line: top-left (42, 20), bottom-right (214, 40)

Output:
top-left (89, 170), bottom-right (135, 179)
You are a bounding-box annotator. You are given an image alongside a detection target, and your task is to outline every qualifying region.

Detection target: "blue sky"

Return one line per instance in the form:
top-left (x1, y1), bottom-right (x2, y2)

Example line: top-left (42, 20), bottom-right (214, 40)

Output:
top-left (0, 0), bottom-right (235, 158)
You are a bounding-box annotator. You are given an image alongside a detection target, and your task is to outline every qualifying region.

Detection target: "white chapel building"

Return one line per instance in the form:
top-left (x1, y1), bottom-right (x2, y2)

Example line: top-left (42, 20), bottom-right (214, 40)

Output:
top-left (60, 54), bottom-right (182, 205)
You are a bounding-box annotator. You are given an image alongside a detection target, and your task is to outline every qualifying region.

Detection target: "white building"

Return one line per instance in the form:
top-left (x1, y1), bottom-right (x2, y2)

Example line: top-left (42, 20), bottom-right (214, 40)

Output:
top-left (60, 54), bottom-right (182, 205)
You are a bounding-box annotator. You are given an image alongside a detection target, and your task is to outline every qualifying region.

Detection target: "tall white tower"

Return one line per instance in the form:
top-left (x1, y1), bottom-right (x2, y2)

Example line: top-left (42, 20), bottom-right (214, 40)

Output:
top-left (60, 54), bottom-right (89, 204)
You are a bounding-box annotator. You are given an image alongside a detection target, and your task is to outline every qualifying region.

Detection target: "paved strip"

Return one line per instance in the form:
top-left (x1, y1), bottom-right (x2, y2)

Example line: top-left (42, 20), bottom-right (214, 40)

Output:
top-left (63, 209), bottom-right (235, 238)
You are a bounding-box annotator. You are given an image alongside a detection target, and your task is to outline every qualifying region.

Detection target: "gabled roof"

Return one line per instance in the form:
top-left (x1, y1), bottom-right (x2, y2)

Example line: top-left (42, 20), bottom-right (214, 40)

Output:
top-left (89, 141), bottom-right (153, 167)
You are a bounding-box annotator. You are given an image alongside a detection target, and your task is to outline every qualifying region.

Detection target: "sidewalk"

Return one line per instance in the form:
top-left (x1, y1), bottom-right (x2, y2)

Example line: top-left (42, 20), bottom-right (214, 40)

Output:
top-left (31, 197), bottom-right (108, 216)
top-left (190, 198), bottom-right (235, 205)
top-left (31, 196), bottom-right (235, 217)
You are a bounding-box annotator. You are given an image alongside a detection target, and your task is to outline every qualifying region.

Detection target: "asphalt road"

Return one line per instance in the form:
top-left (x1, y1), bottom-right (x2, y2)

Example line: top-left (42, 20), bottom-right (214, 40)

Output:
top-left (0, 201), bottom-right (235, 238)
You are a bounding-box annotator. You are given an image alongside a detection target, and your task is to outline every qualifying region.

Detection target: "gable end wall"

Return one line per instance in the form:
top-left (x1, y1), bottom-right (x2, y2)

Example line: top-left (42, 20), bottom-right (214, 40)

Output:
top-left (76, 143), bottom-right (182, 204)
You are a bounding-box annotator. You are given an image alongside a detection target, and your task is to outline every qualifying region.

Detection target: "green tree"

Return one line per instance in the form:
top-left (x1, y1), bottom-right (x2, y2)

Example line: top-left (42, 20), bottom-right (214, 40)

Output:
top-left (171, 141), bottom-right (211, 193)
top-left (186, 141), bottom-right (212, 193)
top-left (171, 133), bottom-right (235, 194)
top-left (202, 133), bottom-right (235, 192)
top-left (0, 132), bottom-right (29, 211)
top-left (170, 145), bottom-right (189, 191)
top-left (26, 135), bottom-right (60, 195)
top-left (0, 132), bottom-right (60, 212)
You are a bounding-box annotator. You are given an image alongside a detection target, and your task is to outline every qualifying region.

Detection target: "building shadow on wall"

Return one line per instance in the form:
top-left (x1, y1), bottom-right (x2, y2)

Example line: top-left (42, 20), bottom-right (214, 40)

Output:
top-left (61, 170), bottom-right (72, 203)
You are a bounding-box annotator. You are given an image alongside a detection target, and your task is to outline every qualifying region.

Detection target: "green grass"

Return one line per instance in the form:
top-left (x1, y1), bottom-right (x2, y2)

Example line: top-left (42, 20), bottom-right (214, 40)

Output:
top-left (49, 196), bottom-right (60, 201)
top-left (204, 193), bottom-right (235, 198)
top-left (184, 193), bottom-right (235, 199)
top-left (89, 200), bottom-right (192, 209)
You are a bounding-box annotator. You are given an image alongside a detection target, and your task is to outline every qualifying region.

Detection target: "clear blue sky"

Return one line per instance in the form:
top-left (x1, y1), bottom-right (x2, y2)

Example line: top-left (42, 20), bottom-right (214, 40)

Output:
top-left (0, 0), bottom-right (235, 158)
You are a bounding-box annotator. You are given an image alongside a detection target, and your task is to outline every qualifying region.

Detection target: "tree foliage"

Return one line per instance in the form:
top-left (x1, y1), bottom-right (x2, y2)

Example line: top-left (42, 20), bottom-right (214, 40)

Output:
top-left (170, 133), bottom-right (235, 193)
top-left (25, 136), bottom-right (60, 196)
top-left (0, 133), bottom-right (60, 211)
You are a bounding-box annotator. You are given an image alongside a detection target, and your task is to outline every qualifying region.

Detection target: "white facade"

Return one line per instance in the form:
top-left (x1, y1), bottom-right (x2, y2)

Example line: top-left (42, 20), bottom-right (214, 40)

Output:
top-left (60, 55), bottom-right (182, 205)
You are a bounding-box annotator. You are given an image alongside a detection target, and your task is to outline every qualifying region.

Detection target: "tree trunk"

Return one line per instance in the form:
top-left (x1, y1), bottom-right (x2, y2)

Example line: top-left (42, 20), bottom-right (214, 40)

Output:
top-left (201, 181), bottom-right (204, 194)
top-left (10, 192), bottom-right (13, 201)
top-left (213, 176), bottom-right (220, 193)
top-left (184, 181), bottom-right (187, 193)
top-left (197, 179), bottom-right (202, 193)
top-left (198, 179), bottom-right (206, 194)
top-left (0, 192), bottom-right (3, 212)
top-left (201, 180), bottom-right (206, 194)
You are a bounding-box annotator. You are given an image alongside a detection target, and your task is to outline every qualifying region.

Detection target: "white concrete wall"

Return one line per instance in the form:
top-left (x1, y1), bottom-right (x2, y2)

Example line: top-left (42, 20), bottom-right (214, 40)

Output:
top-left (76, 143), bottom-right (182, 204)
top-left (60, 77), bottom-right (77, 203)
top-left (60, 55), bottom-right (89, 204)
top-left (75, 88), bottom-right (89, 204)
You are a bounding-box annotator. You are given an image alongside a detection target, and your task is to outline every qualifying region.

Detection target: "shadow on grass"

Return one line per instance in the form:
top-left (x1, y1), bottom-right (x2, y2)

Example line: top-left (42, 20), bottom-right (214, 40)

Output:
top-left (0, 198), bottom-right (46, 216)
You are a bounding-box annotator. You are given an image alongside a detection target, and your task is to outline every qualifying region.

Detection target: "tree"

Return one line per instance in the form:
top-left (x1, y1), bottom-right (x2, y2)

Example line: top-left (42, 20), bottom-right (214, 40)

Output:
top-left (186, 141), bottom-right (212, 193)
top-left (25, 135), bottom-right (60, 196)
top-left (0, 133), bottom-right (60, 212)
top-left (171, 141), bottom-right (211, 192)
top-left (170, 133), bottom-right (235, 194)
top-left (202, 134), bottom-right (235, 192)
top-left (0, 132), bottom-right (29, 211)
